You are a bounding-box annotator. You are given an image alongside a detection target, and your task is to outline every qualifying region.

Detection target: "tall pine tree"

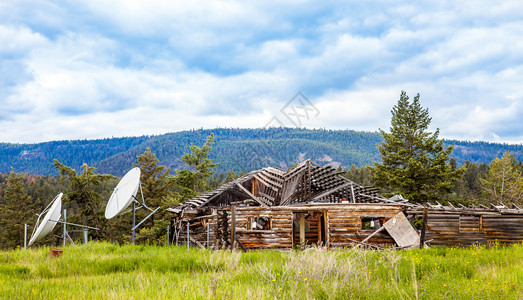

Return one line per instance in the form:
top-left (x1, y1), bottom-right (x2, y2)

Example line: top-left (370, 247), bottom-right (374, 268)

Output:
top-left (0, 171), bottom-right (38, 249)
top-left (174, 133), bottom-right (219, 200)
top-left (372, 91), bottom-right (462, 202)
top-left (132, 148), bottom-right (176, 243)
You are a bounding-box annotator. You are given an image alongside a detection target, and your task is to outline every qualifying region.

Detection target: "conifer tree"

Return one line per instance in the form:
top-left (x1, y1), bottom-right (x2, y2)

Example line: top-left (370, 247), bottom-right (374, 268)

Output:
top-left (0, 171), bottom-right (38, 249)
top-left (135, 148), bottom-right (175, 206)
top-left (481, 151), bottom-right (523, 205)
top-left (372, 91), bottom-right (462, 202)
top-left (132, 148), bottom-right (176, 243)
top-left (53, 160), bottom-right (115, 238)
top-left (174, 133), bottom-right (219, 199)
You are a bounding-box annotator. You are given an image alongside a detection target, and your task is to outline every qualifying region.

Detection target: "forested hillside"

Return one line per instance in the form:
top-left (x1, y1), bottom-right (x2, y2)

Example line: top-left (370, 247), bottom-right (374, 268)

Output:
top-left (1, 128), bottom-right (521, 176)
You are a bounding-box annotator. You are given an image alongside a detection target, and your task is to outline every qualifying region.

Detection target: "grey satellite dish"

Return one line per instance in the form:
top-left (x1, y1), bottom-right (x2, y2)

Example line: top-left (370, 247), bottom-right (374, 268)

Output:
top-left (105, 167), bottom-right (160, 244)
top-left (28, 193), bottom-right (62, 246)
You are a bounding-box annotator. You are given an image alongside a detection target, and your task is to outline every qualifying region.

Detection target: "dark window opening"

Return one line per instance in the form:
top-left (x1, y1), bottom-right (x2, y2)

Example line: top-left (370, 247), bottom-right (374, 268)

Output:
top-left (361, 218), bottom-right (382, 230)
top-left (247, 216), bottom-right (271, 230)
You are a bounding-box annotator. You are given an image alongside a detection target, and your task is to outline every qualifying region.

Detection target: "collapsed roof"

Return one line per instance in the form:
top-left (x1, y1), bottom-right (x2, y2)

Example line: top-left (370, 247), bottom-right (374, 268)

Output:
top-left (168, 160), bottom-right (401, 215)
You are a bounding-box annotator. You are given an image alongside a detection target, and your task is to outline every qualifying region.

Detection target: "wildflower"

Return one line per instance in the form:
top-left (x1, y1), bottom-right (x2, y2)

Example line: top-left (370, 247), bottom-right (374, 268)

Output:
top-left (443, 284), bottom-right (447, 287)
top-left (272, 279), bottom-right (276, 282)
top-left (293, 281), bottom-right (296, 284)
top-left (279, 288), bottom-right (282, 291)
top-left (304, 278), bottom-right (308, 281)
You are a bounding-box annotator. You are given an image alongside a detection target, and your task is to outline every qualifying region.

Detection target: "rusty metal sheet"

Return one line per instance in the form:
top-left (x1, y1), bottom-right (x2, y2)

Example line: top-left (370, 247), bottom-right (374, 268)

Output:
top-left (383, 212), bottom-right (420, 247)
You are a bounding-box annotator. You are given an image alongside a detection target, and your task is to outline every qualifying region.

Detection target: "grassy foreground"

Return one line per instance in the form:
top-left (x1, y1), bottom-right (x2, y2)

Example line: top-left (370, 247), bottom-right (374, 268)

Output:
top-left (1, 242), bottom-right (522, 299)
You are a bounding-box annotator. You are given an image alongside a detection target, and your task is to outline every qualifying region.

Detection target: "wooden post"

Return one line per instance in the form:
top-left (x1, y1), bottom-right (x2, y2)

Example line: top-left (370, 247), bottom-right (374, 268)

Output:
top-left (325, 211), bottom-right (330, 248)
top-left (317, 213), bottom-right (322, 244)
top-left (419, 206), bottom-right (428, 249)
top-left (231, 205), bottom-right (236, 250)
top-left (299, 213), bottom-right (305, 245)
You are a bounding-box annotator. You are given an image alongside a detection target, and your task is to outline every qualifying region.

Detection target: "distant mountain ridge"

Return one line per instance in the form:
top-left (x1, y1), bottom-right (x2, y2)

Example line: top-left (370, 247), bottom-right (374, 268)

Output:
top-left (1, 128), bottom-right (521, 176)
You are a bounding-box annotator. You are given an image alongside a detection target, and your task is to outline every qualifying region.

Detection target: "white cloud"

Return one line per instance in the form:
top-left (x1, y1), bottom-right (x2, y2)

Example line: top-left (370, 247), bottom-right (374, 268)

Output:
top-left (0, 0), bottom-right (523, 144)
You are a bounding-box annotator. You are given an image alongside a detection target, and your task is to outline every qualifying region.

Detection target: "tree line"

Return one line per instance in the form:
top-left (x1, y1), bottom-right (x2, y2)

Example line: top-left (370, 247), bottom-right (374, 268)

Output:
top-left (0, 134), bottom-right (243, 249)
top-left (2, 127), bottom-right (521, 176)
top-left (1, 92), bottom-right (522, 250)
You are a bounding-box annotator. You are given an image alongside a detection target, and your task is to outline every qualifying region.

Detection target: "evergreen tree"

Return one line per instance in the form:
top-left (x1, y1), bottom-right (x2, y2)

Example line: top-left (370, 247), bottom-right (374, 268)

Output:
top-left (132, 148), bottom-right (176, 243)
top-left (481, 151), bottom-right (523, 205)
top-left (53, 160), bottom-right (115, 239)
top-left (0, 171), bottom-right (38, 249)
top-left (371, 91), bottom-right (463, 202)
top-left (174, 133), bottom-right (219, 200)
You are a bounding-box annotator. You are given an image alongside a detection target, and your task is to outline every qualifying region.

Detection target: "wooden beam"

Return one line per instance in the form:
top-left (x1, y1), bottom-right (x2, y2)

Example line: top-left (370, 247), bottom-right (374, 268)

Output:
top-left (299, 213), bottom-right (305, 245)
top-left (189, 236), bottom-right (206, 249)
top-left (345, 237), bottom-right (384, 250)
top-left (312, 182), bottom-right (351, 201)
top-left (231, 205), bottom-right (236, 250)
top-left (234, 233), bottom-right (247, 252)
top-left (360, 226), bottom-right (385, 244)
top-left (236, 183), bottom-right (269, 207)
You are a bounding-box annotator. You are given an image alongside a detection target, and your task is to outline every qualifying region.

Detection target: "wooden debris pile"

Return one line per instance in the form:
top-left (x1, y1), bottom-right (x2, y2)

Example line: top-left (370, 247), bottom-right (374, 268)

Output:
top-left (407, 201), bottom-right (523, 246)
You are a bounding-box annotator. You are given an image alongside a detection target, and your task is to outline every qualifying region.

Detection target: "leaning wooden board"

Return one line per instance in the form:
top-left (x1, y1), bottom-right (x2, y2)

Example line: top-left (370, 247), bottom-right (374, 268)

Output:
top-left (384, 212), bottom-right (420, 247)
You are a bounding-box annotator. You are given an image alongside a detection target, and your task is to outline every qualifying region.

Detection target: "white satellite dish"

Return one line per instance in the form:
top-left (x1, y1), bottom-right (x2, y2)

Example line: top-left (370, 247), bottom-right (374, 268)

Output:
top-left (28, 193), bottom-right (62, 246)
top-left (105, 167), bottom-right (141, 219)
top-left (105, 167), bottom-right (160, 244)
top-left (28, 193), bottom-right (100, 247)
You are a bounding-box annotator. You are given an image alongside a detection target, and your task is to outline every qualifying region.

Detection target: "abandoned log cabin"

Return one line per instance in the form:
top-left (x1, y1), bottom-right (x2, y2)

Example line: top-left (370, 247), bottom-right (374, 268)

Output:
top-left (167, 159), bottom-right (523, 250)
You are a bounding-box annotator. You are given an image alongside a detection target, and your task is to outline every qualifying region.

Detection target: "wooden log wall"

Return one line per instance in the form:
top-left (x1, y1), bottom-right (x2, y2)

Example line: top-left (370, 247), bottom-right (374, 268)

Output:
top-left (176, 209), bottom-right (226, 250)
top-left (408, 208), bottom-right (523, 245)
top-left (326, 205), bottom-right (402, 248)
top-left (217, 204), bottom-right (405, 250)
top-left (227, 207), bottom-right (293, 250)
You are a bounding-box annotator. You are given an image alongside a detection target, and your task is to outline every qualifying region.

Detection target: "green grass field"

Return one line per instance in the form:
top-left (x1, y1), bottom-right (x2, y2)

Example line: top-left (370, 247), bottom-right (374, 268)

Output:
top-left (1, 242), bottom-right (522, 299)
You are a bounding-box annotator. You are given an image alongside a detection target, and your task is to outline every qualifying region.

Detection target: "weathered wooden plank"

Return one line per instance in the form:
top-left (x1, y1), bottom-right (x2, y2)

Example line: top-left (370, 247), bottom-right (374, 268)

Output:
top-left (383, 212), bottom-right (420, 247)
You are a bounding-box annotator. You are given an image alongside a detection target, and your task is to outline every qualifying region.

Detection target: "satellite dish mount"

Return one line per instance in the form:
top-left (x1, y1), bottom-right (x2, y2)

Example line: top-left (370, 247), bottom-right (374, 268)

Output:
top-left (105, 167), bottom-right (160, 244)
top-left (129, 182), bottom-right (160, 244)
top-left (28, 193), bottom-right (99, 247)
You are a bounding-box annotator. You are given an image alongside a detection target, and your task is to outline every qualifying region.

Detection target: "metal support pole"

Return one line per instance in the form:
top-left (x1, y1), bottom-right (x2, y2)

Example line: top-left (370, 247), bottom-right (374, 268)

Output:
top-left (24, 224), bottom-right (27, 249)
top-left (419, 206), bottom-right (428, 249)
top-left (132, 201), bottom-right (136, 244)
top-left (187, 221), bottom-right (190, 251)
top-left (166, 225), bottom-right (169, 246)
top-left (63, 209), bottom-right (67, 247)
top-left (83, 228), bottom-right (88, 245)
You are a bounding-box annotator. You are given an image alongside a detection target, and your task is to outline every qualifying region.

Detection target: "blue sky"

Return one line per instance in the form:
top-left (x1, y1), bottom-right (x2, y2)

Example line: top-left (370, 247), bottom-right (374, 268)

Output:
top-left (1, 1), bottom-right (522, 144)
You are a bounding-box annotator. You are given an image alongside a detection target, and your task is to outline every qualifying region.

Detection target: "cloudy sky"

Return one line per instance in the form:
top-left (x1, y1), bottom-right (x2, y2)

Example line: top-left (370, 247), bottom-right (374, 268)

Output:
top-left (1, 1), bottom-right (522, 144)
